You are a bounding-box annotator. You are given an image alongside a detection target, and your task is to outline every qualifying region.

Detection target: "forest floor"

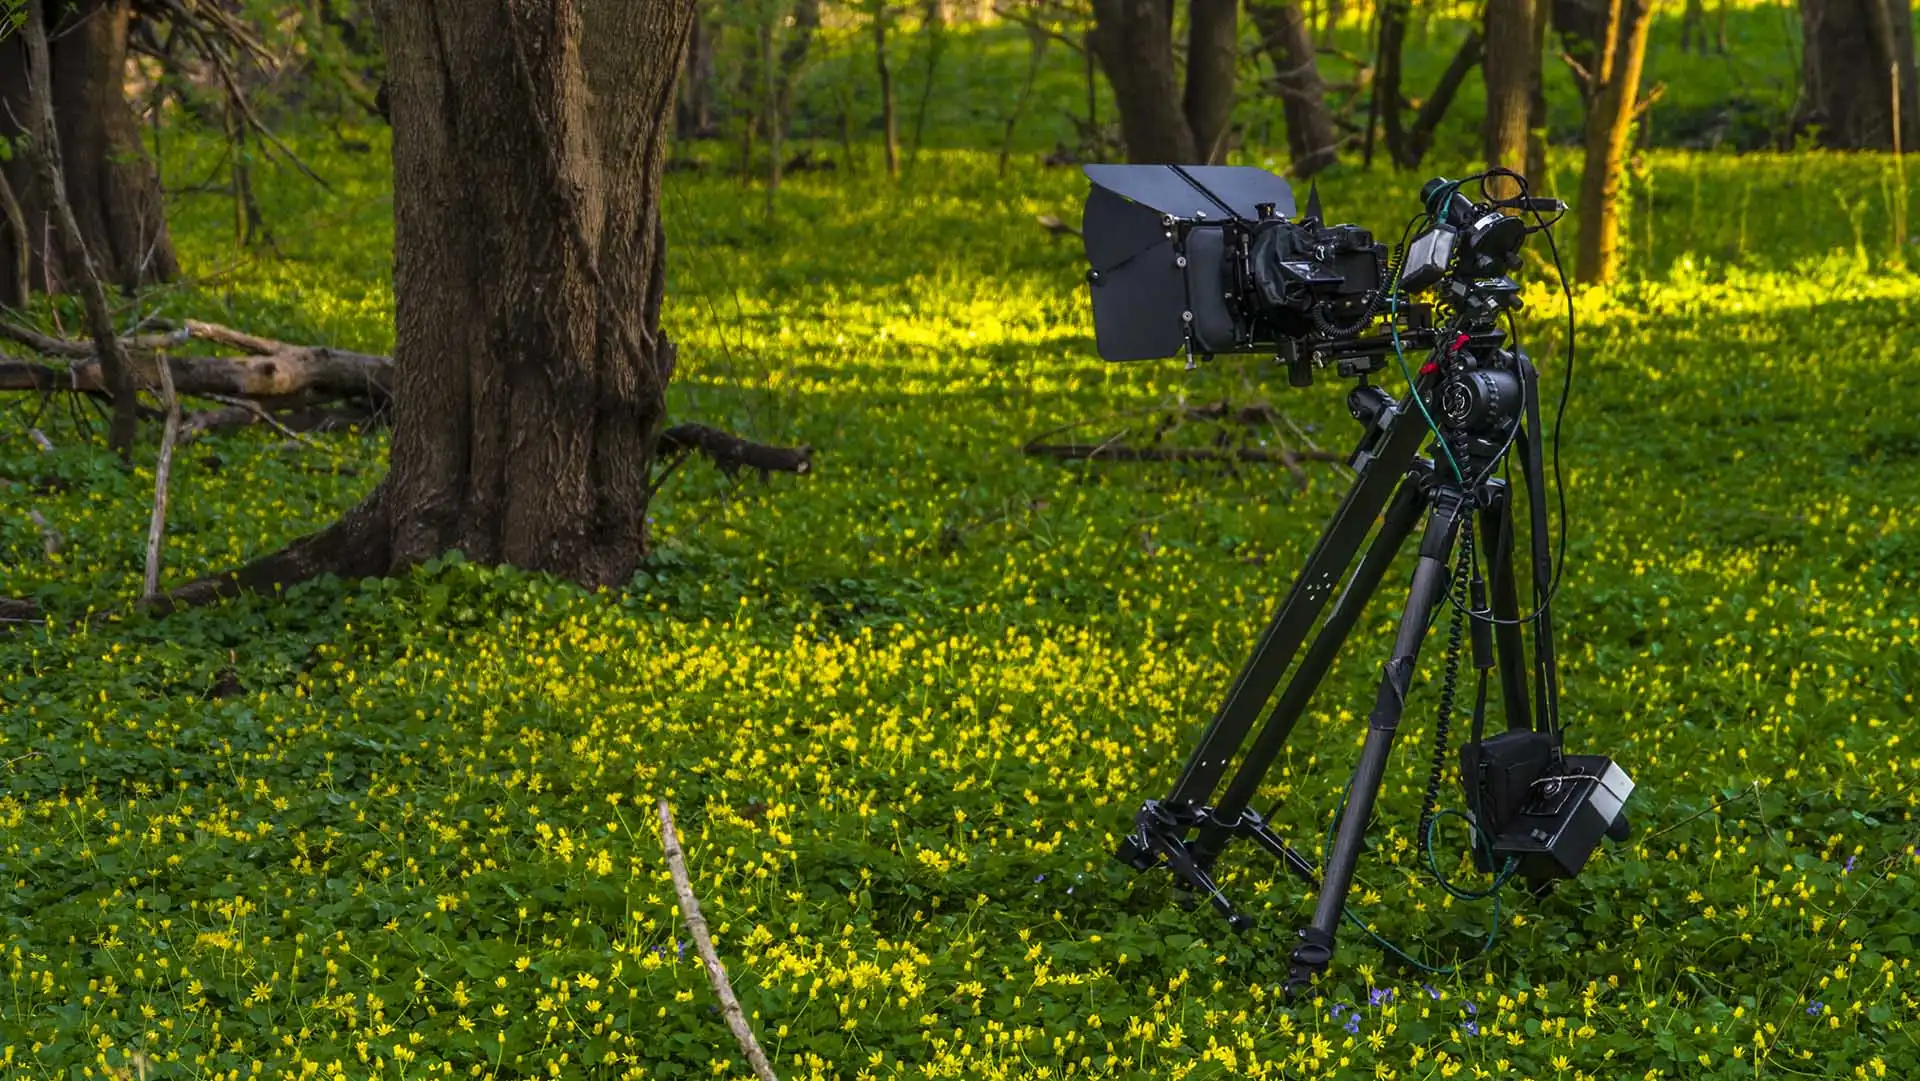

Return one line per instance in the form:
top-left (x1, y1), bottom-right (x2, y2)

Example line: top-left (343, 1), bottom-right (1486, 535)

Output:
top-left (6, 10), bottom-right (1920, 1081)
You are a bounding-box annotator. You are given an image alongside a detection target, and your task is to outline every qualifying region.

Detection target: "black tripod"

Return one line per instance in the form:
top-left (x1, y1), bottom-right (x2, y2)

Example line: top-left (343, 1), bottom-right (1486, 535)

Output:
top-left (1115, 334), bottom-right (1565, 992)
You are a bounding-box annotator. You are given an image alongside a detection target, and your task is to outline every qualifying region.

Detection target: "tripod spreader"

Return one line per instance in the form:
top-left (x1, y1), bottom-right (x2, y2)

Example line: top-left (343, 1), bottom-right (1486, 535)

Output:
top-left (1117, 800), bottom-right (1321, 931)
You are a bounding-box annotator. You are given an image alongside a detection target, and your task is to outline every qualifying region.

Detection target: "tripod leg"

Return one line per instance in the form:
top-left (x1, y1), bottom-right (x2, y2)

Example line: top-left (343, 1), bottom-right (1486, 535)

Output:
top-left (1478, 484), bottom-right (1532, 732)
top-left (1287, 493), bottom-right (1467, 994)
top-left (1157, 401), bottom-right (1433, 813)
top-left (1517, 358), bottom-right (1562, 738)
top-left (1194, 476), bottom-right (1429, 868)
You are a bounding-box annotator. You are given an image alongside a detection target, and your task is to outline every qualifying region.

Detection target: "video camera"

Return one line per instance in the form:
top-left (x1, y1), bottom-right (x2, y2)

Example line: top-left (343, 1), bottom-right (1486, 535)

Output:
top-left (1080, 165), bottom-right (1557, 378)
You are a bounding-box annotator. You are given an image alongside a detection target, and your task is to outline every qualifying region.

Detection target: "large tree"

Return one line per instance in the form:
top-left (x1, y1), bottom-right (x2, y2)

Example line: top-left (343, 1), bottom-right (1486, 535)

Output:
top-left (1089, 0), bottom-right (1237, 163)
top-left (156, 0), bottom-right (703, 603)
top-left (1796, 0), bottom-right (1919, 151)
top-left (0, 0), bottom-right (177, 303)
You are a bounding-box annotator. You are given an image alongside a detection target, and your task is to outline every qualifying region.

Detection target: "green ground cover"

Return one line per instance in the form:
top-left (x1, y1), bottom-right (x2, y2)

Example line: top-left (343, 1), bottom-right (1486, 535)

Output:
top-left (5, 10), bottom-right (1920, 1080)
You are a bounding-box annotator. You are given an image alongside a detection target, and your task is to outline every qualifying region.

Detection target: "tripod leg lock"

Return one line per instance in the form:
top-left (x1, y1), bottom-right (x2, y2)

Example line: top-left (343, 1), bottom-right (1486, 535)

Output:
top-left (1285, 926), bottom-right (1337, 997)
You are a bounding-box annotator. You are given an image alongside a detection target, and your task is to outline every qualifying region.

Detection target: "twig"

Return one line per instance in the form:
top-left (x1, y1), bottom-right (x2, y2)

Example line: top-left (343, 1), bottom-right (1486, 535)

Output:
top-left (27, 510), bottom-right (60, 557)
top-left (143, 357), bottom-right (183, 600)
top-left (656, 800), bottom-right (781, 1081)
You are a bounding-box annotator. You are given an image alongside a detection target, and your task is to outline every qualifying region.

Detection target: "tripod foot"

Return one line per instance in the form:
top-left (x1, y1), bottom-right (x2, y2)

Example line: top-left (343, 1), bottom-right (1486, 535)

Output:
top-left (1284, 927), bottom-right (1336, 998)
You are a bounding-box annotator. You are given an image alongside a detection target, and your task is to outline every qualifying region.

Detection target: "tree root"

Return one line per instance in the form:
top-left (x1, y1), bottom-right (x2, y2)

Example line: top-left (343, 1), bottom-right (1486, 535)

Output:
top-left (143, 488), bottom-right (394, 615)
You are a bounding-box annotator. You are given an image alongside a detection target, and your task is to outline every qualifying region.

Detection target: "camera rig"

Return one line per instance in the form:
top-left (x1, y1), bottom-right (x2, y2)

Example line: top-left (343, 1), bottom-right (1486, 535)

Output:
top-left (1081, 165), bottom-right (1634, 991)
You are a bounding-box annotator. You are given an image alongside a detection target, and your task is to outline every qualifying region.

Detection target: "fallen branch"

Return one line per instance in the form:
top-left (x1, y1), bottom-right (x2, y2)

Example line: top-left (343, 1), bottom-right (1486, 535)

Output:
top-left (657, 800), bottom-right (782, 1081)
top-left (659, 423), bottom-right (812, 477)
top-left (0, 321), bottom-right (188, 357)
top-left (1026, 442), bottom-right (1343, 466)
top-left (0, 597), bottom-right (43, 626)
top-left (1024, 441), bottom-right (1344, 491)
top-left (0, 344), bottom-right (391, 401)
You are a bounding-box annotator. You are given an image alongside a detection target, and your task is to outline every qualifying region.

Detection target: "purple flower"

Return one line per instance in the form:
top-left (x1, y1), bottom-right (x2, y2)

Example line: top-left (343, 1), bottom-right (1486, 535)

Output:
top-left (1369, 987), bottom-right (1394, 1008)
top-left (1422, 983), bottom-right (1441, 1000)
top-left (1344, 1014), bottom-right (1361, 1035)
top-left (1463, 1001), bottom-right (1478, 1017)
top-left (676, 939), bottom-right (687, 960)
top-left (1329, 1002), bottom-right (1349, 1021)
top-left (1843, 856), bottom-right (1856, 874)
top-left (1462, 1020), bottom-right (1479, 1036)
top-left (1807, 1001), bottom-right (1825, 1016)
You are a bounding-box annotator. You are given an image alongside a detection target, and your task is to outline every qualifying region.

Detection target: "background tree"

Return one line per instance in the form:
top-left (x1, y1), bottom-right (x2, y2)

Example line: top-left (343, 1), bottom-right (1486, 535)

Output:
top-left (1248, 0), bottom-right (1339, 176)
top-left (0, 0), bottom-right (178, 302)
top-left (1796, 0), bottom-right (1918, 151)
top-left (1368, 0), bottom-right (1482, 170)
top-left (1482, 0), bottom-right (1536, 192)
top-left (1572, 0), bottom-right (1655, 282)
top-left (1087, 0), bottom-right (1236, 163)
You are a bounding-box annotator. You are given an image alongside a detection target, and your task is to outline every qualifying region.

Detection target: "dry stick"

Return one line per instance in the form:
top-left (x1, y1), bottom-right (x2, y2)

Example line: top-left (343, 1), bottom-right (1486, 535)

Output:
top-left (1893, 63), bottom-right (1908, 258)
top-left (143, 358), bottom-right (183, 600)
top-left (656, 800), bottom-right (781, 1081)
top-left (23, 0), bottom-right (141, 456)
top-left (27, 510), bottom-right (61, 557)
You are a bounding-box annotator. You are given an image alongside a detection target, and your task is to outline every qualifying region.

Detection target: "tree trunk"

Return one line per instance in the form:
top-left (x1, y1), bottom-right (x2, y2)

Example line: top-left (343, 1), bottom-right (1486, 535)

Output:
top-left (1796, 0), bottom-right (1919, 151)
top-left (1575, 0), bottom-right (1654, 283)
top-left (373, 0), bottom-right (695, 587)
top-left (1483, 0), bottom-right (1536, 194)
top-left (1185, 0), bottom-right (1238, 163)
top-left (1526, 0), bottom-right (1549, 182)
top-left (1551, 0), bottom-right (1608, 110)
top-left (1249, 0), bottom-right (1340, 176)
top-left (0, 0), bottom-right (177, 302)
top-left (875, 3), bottom-right (900, 177)
top-left (774, 0), bottom-right (825, 137)
top-left (1374, 0), bottom-right (1409, 166)
top-left (1089, 0), bottom-right (1197, 163)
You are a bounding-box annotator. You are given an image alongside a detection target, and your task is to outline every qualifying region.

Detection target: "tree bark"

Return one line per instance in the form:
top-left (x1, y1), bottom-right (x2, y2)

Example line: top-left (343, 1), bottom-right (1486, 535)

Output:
top-left (1575, 0), bottom-right (1654, 283)
top-left (1185, 0), bottom-right (1238, 163)
top-left (1089, 0), bottom-right (1198, 163)
top-left (1796, 0), bottom-right (1919, 151)
top-left (0, 0), bottom-right (178, 302)
top-left (1249, 0), bottom-right (1340, 176)
top-left (1484, 0), bottom-right (1536, 193)
top-left (373, 0), bottom-right (696, 587)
